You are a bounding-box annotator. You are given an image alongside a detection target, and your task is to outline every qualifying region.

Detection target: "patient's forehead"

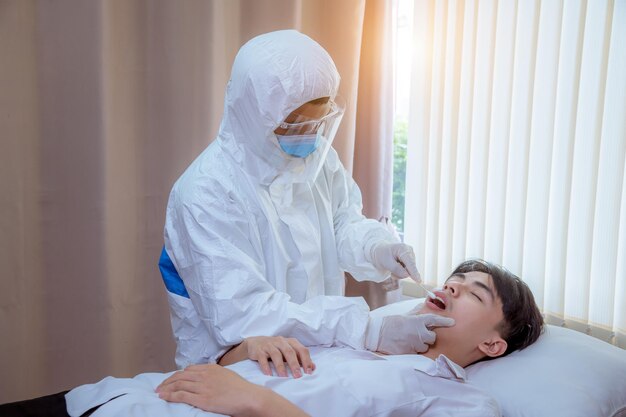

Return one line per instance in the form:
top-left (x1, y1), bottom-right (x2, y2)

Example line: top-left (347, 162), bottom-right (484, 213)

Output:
top-left (445, 270), bottom-right (492, 286)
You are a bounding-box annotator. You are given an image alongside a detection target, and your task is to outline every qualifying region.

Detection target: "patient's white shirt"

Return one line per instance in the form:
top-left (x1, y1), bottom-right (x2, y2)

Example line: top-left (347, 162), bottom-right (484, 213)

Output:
top-left (66, 347), bottom-right (500, 417)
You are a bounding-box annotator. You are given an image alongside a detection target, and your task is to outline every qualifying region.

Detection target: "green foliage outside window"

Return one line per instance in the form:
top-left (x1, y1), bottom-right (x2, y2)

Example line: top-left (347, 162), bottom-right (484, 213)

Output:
top-left (392, 119), bottom-right (408, 233)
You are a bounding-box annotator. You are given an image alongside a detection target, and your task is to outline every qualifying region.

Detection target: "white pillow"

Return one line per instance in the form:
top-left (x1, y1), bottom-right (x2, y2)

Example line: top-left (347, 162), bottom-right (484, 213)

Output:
top-left (370, 298), bottom-right (424, 318)
top-left (371, 299), bottom-right (626, 417)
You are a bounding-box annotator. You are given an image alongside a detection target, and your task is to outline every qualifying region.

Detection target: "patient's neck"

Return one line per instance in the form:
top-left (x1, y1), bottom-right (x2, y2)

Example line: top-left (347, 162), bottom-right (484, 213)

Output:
top-left (419, 343), bottom-right (484, 368)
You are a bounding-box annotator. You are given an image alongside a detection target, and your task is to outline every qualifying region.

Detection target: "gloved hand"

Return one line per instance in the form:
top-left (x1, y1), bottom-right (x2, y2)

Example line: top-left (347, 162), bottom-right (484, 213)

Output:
top-left (369, 242), bottom-right (421, 282)
top-left (365, 311), bottom-right (455, 355)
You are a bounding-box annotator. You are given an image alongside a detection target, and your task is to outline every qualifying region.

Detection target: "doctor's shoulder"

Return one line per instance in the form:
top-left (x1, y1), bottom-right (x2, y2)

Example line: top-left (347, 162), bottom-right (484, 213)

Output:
top-left (170, 155), bottom-right (248, 213)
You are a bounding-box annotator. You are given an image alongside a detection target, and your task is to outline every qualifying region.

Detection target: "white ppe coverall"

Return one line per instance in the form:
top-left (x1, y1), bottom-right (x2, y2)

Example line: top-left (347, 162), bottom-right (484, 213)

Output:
top-left (161, 30), bottom-right (397, 368)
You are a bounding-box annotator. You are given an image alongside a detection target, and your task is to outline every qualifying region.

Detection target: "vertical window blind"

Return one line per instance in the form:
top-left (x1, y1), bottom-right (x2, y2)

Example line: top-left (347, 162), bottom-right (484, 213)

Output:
top-left (402, 0), bottom-right (625, 347)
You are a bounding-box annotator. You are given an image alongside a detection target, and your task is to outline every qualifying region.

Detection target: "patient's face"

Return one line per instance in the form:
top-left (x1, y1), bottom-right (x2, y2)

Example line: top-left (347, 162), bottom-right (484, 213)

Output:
top-left (418, 271), bottom-right (505, 365)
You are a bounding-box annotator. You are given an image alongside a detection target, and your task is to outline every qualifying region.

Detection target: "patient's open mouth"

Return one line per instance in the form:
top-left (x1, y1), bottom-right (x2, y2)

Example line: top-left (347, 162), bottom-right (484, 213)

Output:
top-left (427, 292), bottom-right (447, 310)
top-left (429, 297), bottom-right (445, 309)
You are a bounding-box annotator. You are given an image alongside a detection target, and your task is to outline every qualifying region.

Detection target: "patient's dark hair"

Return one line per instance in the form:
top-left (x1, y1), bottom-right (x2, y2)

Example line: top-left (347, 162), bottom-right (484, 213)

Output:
top-left (452, 259), bottom-right (544, 357)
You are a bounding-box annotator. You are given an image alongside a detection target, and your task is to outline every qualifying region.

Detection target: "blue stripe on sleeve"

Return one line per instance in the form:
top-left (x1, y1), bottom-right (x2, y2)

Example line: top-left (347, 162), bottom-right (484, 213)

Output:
top-left (158, 246), bottom-right (190, 298)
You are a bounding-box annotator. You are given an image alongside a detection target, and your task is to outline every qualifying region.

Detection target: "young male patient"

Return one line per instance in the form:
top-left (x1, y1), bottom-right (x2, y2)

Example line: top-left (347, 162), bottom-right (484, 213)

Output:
top-left (65, 259), bottom-right (543, 417)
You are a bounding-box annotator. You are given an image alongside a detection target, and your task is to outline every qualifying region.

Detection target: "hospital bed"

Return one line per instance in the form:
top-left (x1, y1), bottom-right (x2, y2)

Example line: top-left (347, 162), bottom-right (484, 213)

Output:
top-left (373, 298), bottom-right (626, 417)
top-left (2, 300), bottom-right (626, 417)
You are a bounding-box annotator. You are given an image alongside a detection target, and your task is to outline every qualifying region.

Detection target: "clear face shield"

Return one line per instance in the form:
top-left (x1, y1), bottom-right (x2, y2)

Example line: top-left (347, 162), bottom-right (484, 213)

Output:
top-left (274, 96), bottom-right (346, 182)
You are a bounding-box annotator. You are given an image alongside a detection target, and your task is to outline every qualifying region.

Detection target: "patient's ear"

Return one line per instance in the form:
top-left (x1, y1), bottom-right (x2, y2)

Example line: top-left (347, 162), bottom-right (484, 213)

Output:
top-left (478, 336), bottom-right (507, 358)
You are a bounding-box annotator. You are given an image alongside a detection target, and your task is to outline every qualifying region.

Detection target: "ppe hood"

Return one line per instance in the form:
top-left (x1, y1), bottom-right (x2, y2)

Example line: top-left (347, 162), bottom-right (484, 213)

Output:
top-left (217, 30), bottom-right (341, 185)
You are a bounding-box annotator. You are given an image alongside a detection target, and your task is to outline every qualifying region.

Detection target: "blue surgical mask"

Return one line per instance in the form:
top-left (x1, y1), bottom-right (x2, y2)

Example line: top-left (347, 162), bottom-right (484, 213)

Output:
top-left (276, 133), bottom-right (320, 158)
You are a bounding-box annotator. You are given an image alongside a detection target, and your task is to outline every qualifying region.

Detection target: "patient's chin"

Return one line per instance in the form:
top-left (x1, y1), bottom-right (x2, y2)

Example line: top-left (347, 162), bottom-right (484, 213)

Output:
top-left (432, 326), bottom-right (457, 344)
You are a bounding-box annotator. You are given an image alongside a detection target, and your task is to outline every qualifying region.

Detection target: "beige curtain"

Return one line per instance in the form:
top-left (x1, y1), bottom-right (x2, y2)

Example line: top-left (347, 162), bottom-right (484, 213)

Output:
top-left (0, 0), bottom-right (393, 403)
top-left (345, 0), bottom-right (397, 308)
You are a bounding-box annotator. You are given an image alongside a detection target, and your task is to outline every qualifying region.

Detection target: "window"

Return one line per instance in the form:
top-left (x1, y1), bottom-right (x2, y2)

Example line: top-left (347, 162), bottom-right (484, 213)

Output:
top-left (392, 0), bottom-right (626, 347)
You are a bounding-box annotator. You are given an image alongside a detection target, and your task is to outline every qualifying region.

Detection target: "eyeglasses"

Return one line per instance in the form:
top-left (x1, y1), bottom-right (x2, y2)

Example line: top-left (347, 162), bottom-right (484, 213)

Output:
top-left (277, 99), bottom-right (345, 136)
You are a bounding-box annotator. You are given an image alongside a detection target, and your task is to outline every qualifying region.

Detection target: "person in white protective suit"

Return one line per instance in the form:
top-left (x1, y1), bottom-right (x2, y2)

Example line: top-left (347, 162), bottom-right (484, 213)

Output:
top-left (158, 29), bottom-right (453, 369)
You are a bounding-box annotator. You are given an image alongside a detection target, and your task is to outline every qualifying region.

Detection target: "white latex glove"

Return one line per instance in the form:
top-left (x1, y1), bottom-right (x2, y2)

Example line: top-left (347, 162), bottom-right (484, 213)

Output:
top-left (369, 242), bottom-right (421, 282)
top-left (364, 311), bottom-right (455, 355)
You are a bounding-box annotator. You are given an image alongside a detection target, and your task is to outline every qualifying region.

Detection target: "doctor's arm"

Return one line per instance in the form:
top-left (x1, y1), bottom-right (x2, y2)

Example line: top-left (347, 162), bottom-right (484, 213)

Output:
top-left (167, 196), bottom-right (371, 363)
top-left (331, 167), bottom-right (421, 282)
top-left (157, 364), bottom-right (310, 417)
